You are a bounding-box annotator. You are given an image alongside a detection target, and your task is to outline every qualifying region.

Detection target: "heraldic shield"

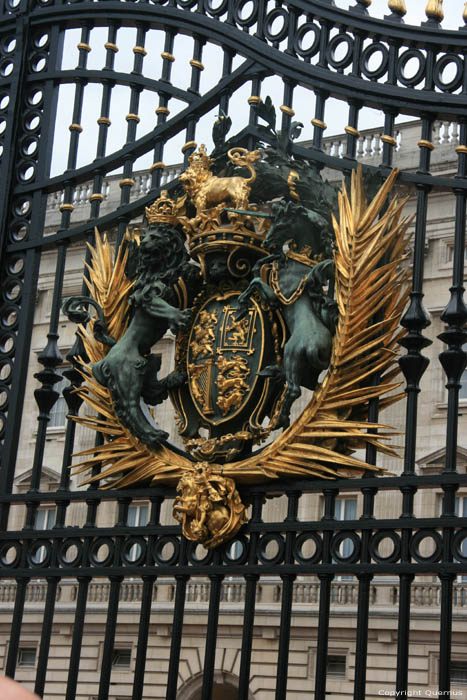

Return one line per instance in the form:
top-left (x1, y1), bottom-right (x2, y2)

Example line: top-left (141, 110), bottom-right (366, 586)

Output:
top-left (173, 290), bottom-right (285, 455)
top-left (62, 104), bottom-right (411, 549)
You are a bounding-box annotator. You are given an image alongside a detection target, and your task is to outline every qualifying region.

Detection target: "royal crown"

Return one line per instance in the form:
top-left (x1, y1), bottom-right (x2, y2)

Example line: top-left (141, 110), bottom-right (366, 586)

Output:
top-left (145, 190), bottom-right (186, 225)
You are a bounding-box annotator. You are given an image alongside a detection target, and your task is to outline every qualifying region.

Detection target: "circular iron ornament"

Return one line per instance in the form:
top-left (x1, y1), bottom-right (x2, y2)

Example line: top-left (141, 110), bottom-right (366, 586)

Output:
top-left (89, 537), bottom-right (115, 567)
top-left (152, 535), bottom-right (180, 566)
top-left (24, 110), bottom-right (41, 132)
top-left (21, 135), bottom-right (39, 157)
top-left (0, 332), bottom-right (16, 356)
top-left (18, 160), bottom-right (36, 183)
top-left (396, 49), bottom-right (427, 87)
top-left (121, 537), bottom-right (147, 566)
top-left (187, 541), bottom-right (214, 565)
top-left (222, 535), bottom-right (248, 565)
top-left (0, 59), bottom-right (13, 78)
top-left (326, 34), bottom-right (354, 71)
top-left (27, 540), bottom-right (52, 567)
top-left (175, 0), bottom-right (198, 8)
top-left (2, 306), bottom-right (19, 331)
top-left (33, 32), bottom-right (49, 50)
top-left (57, 538), bottom-right (83, 567)
top-left (234, 0), bottom-right (258, 28)
top-left (294, 23), bottom-right (321, 59)
top-left (293, 532), bottom-right (323, 564)
top-left (7, 255), bottom-right (25, 276)
top-left (257, 533), bottom-right (285, 565)
top-left (360, 42), bottom-right (389, 80)
top-left (453, 529), bottom-right (467, 562)
top-left (409, 529), bottom-right (443, 563)
top-left (0, 94), bottom-right (10, 111)
top-left (1, 36), bottom-right (16, 54)
top-left (0, 360), bottom-right (12, 384)
top-left (10, 223), bottom-right (29, 243)
top-left (204, 0), bottom-right (229, 17)
top-left (30, 51), bottom-right (48, 74)
top-left (4, 280), bottom-right (22, 301)
top-left (331, 531), bottom-right (361, 564)
top-left (0, 541), bottom-right (21, 568)
top-left (27, 89), bottom-right (43, 107)
top-left (263, 8), bottom-right (289, 43)
top-left (434, 54), bottom-right (464, 93)
top-left (369, 530), bottom-right (401, 564)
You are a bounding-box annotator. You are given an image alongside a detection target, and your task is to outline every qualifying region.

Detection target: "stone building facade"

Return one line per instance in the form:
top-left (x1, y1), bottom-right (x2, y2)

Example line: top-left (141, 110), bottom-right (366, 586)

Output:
top-left (2, 119), bottom-right (467, 699)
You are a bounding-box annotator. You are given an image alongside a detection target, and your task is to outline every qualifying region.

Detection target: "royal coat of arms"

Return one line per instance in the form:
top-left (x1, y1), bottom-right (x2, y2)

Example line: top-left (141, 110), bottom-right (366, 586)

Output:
top-left (63, 104), bottom-right (410, 548)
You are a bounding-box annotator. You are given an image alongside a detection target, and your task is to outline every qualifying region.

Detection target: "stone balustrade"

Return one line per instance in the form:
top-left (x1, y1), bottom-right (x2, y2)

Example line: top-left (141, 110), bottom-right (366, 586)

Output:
top-left (45, 119), bottom-right (461, 221)
top-left (1, 579), bottom-right (466, 610)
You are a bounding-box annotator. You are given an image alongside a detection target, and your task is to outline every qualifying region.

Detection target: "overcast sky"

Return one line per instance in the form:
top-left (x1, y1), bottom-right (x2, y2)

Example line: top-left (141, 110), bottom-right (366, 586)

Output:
top-left (50, 1), bottom-right (464, 179)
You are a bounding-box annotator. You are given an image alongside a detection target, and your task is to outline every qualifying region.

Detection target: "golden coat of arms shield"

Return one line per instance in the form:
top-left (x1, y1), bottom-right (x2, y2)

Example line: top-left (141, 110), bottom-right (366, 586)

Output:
top-left (63, 109), bottom-right (410, 549)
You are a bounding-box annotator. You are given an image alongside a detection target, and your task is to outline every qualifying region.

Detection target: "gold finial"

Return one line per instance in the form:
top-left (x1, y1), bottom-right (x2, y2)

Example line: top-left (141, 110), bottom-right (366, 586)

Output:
top-left (425, 0), bottom-right (444, 22)
top-left (145, 190), bottom-right (186, 225)
top-left (388, 0), bottom-right (406, 16)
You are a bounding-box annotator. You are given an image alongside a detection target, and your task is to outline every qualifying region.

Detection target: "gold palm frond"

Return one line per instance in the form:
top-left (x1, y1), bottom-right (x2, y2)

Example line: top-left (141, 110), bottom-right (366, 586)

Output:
top-left (84, 228), bottom-right (134, 343)
top-left (71, 169), bottom-right (410, 488)
top-left (219, 167), bottom-right (411, 481)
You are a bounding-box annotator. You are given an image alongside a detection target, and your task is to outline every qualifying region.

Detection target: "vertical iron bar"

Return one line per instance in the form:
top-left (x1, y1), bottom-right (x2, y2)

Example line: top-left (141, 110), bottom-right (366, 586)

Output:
top-left (201, 570), bottom-right (224, 700)
top-left (65, 577), bottom-right (91, 700)
top-left (131, 496), bottom-right (162, 700)
top-left (97, 576), bottom-right (124, 700)
top-left (131, 576), bottom-right (156, 700)
top-left (353, 486), bottom-right (376, 699)
top-left (314, 489), bottom-right (336, 700)
top-left (238, 493), bottom-right (263, 699)
top-left (275, 492), bottom-right (299, 700)
top-left (5, 577), bottom-right (29, 678)
top-left (438, 484), bottom-right (457, 694)
top-left (396, 485), bottom-right (415, 693)
top-left (34, 576), bottom-right (59, 697)
top-left (166, 536), bottom-right (189, 700)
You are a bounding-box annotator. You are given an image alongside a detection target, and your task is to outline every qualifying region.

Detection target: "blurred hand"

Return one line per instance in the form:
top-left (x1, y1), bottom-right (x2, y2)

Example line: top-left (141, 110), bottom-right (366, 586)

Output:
top-left (0, 676), bottom-right (40, 699)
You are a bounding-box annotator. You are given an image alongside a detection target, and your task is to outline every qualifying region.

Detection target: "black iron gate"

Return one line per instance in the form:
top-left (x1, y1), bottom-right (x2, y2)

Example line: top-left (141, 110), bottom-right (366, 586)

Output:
top-left (1, 0), bottom-right (467, 698)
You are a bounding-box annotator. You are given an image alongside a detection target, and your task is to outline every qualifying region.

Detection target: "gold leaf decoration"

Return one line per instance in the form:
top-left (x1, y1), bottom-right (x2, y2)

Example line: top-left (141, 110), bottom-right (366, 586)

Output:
top-left (70, 168), bottom-right (410, 490)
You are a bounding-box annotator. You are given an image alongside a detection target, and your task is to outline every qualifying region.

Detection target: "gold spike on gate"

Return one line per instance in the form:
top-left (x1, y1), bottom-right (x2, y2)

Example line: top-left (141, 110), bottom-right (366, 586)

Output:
top-left (425, 0), bottom-right (444, 22)
top-left (387, 0), bottom-right (406, 16)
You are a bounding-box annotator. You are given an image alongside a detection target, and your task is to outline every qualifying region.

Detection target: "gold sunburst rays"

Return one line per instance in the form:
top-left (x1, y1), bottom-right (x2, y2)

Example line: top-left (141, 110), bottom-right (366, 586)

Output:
top-left (69, 167), bottom-right (410, 490)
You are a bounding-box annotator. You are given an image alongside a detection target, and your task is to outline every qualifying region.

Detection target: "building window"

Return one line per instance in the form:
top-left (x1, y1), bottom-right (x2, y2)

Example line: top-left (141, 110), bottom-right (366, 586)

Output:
top-left (17, 647), bottom-right (37, 667)
top-left (34, 507), bottom-right (56, 531)
top-left (326, 654), bottom-right (346, 678)
top-left (32, 507), bottom-right (56, 564)
top-left (126, 504), bottom-right (149, 562)
top-left (447, 244), bottom-right (467, 264)
top-left (334, 497), bottom-right (357, 524)
top-left (111, 648), bottom-right (132, 668)
top-left (451, 661), bottom-right (467, 685)
top-left (48, 368), bottom-right (70, 428)
top-left (127, 504), bottom-right (149, 527)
